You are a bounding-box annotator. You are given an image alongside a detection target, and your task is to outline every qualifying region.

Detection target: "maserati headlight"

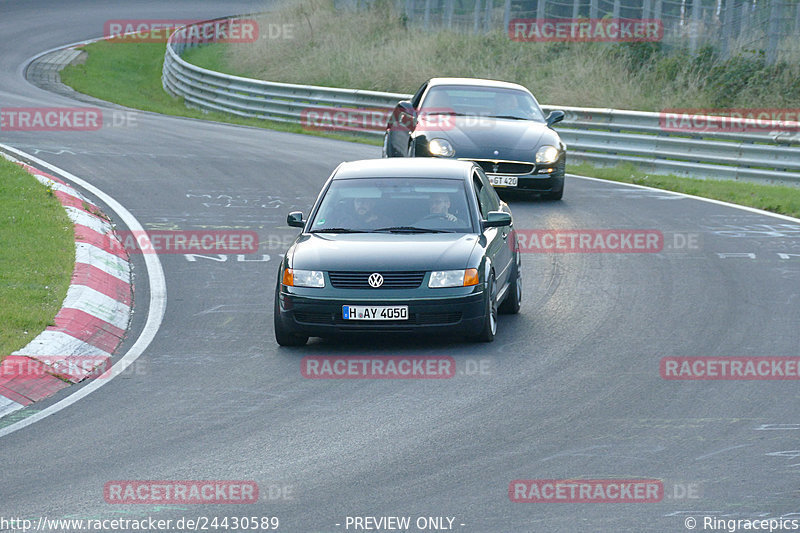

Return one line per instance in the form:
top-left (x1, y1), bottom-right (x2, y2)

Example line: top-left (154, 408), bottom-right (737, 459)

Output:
top-left (282, 268), bottom-right (325, 288)
top-left (428, 138), bottom-right (455, 157)
top-left (536, 145), bottom-right (560, 164)
top-left (428, 269), bottom-right (479, 288)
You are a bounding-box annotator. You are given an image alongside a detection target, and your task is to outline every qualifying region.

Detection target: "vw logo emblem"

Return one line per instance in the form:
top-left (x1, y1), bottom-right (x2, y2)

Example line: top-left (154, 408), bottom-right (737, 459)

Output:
top-left (368, 273), bottom-right (384, 288)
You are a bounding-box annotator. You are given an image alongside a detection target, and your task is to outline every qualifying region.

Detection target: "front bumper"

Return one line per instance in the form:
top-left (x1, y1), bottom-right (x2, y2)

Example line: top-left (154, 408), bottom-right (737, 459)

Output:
top-left (464, 158), bottom-right (566, 193)
top-left (493, 171), bottom-right (564, 193)
top-left (276, 289), bottom-right (487, 337)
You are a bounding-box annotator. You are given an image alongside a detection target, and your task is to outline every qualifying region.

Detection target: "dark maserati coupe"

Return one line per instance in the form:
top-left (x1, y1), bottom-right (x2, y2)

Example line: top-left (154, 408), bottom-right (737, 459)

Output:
top-left (273, 158), bottom-right (522, 346)
top-left (383, 77), bottom-right (567, 200)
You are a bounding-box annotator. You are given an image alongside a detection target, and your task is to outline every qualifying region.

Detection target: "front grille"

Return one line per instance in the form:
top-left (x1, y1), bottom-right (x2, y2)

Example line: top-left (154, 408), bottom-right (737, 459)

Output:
top-left (472, 160), bottom-right (535, 175)
top-left (328, 271), bottom-right (425, 289)
top-left (294, 312), bottom-right (334, 324)
top-left (417, 312), bottom-right (462, 325)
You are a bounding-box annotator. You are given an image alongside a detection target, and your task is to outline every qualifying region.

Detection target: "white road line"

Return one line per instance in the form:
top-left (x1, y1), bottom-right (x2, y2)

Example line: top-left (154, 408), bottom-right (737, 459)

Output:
top-left (0, 144), bottom-right (167, 439)
top-left (569, 173), bottom-right (800, 224)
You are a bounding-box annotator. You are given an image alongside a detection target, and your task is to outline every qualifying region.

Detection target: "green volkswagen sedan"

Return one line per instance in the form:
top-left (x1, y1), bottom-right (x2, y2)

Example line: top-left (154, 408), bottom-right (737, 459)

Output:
top-left (273, 158), bottom-right (521, 346)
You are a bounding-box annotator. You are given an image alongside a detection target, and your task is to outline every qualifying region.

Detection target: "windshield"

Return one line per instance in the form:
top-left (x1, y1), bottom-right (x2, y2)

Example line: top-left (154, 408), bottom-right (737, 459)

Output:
top-left (309, 177), bottom-right (474, 233)
top-left (420, 85), bottom-right (545, 121)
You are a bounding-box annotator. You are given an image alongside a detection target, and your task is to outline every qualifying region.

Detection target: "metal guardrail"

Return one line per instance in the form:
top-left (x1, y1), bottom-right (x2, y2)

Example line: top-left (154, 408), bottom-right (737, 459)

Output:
top-left (163, 16), bottom-right (800, 186)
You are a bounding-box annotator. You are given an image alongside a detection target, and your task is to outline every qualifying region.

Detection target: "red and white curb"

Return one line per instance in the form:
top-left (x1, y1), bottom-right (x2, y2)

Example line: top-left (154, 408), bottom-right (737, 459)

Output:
top-left (0, 160), bottom-right (132, 418)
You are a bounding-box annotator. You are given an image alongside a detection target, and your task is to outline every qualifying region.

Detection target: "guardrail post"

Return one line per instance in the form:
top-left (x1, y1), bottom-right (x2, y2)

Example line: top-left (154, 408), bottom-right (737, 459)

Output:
top-left (537, 0), bottom-right (546, 20)
top-left (503, 0), bottom-right (511, 33)
top-left (590, 0), bottom-right (598, 19)
top-left (473, 0), bottom-right (481, 33)
top-left (484, 0), bottom-right (492, 32)
top-left (612, 0), bottom-right (620, 19)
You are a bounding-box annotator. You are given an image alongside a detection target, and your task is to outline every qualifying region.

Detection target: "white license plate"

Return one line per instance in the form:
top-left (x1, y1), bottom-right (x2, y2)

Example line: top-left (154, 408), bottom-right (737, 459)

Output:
top-left (488, 175), bottom-right (518, 187)
top-left (343, 305), bottom-right (408, 320)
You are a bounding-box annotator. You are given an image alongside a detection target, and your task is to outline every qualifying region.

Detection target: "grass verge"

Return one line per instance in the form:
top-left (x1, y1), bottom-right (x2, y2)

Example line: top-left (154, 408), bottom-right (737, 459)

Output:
top-left (59, 39), bottom-right (380, 146)
top-left (0, 157), bottom-right (74, 362)
top-left (569, 162), bottom-right (800, 218)
top-left (58, 30), bottom-right (799, 219)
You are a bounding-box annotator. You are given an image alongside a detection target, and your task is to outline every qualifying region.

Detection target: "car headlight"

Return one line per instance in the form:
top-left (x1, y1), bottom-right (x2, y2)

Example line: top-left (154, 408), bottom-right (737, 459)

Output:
top-left (282, 268), bottom-right (325, 288)
top-left (428, 268), bottom-right (479, 288)
top-left (536, 145), bottom-right (560, 165)
top-left (428, 138), bottom-right (455, 157)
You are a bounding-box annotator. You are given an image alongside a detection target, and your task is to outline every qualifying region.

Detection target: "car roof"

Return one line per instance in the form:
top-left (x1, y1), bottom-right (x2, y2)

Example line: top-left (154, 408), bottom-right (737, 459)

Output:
top-left (333, 158), bottom-right (477, 180)
top-left (426, 77), bottom-right (531, 93)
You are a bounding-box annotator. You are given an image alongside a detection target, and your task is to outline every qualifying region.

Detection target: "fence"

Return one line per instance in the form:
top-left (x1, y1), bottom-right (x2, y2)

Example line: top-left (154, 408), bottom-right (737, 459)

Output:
top-left (333, 0), bottom-right (800, 63)
top-left (162, 15), bottom-right (800, 185)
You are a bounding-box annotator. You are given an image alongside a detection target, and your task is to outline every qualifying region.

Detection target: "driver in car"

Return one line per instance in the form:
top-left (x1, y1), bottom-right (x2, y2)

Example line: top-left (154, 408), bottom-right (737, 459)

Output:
top-left (494, 92), bottom-right (527, 119)
top-left (342, 196), bottom-right (386, 228)
top-left (428, 193), bottom-right (458, 222)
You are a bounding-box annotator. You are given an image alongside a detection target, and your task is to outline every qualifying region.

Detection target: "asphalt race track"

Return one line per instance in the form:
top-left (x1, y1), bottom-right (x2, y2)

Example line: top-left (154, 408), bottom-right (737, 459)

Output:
top-left (1, 1), bottom-right (800, 531)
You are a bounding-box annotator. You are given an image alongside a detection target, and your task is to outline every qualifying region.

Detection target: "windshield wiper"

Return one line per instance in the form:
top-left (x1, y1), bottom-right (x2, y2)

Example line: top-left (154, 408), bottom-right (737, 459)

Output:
top-left (372, 226), bottom-right (453, 233)
top-left (488, 115), bottom-right (529, 120)
top-left (421, 111), bottom-right (468, 116)
top-left (309, 227), bottom-right (367, 233)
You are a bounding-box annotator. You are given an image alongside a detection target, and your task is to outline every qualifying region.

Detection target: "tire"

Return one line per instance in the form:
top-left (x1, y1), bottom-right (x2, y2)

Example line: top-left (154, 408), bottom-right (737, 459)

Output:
top-left (543, 161), bottom-right (565, 200)
top-left (274, 290), bottom-right (308, 346)
top-left (382, 132), bottom-right (394, 158)
top-left (498, 257), bottom-right (521, 315)
top-left (469, 274), bottom-right (497, 343)
top-left (543, 186), bottom-right (563, 201)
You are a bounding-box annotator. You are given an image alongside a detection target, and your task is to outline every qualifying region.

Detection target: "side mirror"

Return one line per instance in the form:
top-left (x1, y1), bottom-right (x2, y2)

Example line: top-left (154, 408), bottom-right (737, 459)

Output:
top-left (483, 211), bottom-right (512, 228)
top-left (546, 110), bottom-right (565, 127)
top-left (287, 211), bottom-right (304, 228)
top-left (397, 100), bottom-right (417, 117)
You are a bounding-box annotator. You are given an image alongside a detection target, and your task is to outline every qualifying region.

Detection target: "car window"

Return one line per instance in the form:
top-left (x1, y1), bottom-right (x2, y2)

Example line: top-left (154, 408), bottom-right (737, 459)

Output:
top-left (473, 171), bottom-right (499, 217)
top-left (411, 83), bottom-right (428, 108)
top-left (420, 85), bottom-right (545, 121)
top-left (310, 177), bottom-right (473, 233)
